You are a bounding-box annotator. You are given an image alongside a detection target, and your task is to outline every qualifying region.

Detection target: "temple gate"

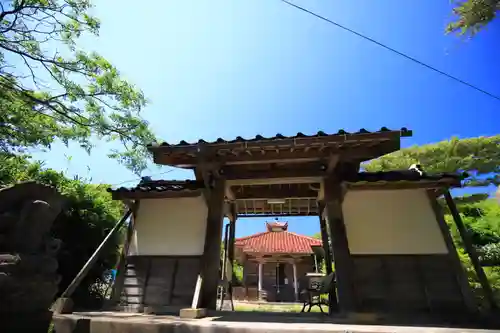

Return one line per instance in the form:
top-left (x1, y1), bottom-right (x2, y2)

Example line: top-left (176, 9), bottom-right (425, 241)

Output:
top-left (103, 127), bottom-right (490, 318)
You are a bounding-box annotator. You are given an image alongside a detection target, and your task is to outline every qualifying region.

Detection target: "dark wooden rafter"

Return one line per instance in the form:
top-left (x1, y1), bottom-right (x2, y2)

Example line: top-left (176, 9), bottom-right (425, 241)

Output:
top-left (61, 208), bottom-right (134, 299)
top-left (443, 191), bottom-right (498, 310)
top-left (425, 190), bottom-right (477, 312)
top-left (110, 200), bottom-right (141, 305)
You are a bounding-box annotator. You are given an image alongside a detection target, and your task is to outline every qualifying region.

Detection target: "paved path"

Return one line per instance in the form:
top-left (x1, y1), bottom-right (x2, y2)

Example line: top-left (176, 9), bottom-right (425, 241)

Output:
top-left (53, 311), bottom-right (500, 333)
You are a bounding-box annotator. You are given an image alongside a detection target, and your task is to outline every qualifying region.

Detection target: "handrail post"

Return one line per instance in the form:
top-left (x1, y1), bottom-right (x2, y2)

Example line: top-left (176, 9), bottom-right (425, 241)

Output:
top-left (444, 191), bottom-right (497, 310)
top-left (60, 209), bottom-right (133, 299)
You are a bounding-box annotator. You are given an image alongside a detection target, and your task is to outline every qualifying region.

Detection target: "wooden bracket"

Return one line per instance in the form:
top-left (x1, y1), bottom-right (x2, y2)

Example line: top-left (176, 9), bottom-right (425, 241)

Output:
top-left (326, 154), bottom-right (340, 174)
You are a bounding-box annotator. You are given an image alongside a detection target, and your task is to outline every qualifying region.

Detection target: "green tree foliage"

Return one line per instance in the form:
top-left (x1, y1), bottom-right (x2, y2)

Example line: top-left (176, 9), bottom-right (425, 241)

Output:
top-left (220, 240), bottom-right (244, 285)
top-left (233, 261), bottom-right (244, 284)
top-left (481, 243), bottom-right (500, 266)
top-left (311, 232), bottom-right (332, 273)
top-left (0, 153), bottom-right (125, 309)
top-left (364, 136), bottom-right (500, 188)
top-left (447, 0), bottom-right (500, 37)
top-left (0, 0), bottom-right (157, 174)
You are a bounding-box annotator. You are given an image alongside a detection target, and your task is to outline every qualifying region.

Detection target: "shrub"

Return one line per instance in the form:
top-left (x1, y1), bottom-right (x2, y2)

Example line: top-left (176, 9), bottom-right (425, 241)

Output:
top-left (0, 154), bottom-right (125, 309)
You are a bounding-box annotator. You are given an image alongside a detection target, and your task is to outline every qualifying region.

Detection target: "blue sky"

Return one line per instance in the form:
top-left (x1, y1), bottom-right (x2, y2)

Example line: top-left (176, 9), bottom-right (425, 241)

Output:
top-left (30, 0), bottom-right (500, 238)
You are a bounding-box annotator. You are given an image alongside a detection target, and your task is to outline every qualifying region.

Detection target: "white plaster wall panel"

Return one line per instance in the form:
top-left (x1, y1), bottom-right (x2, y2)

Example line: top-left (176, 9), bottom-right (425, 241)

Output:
top-left (128, 195), bottom-right (208, 256)
top-left (342, 189), bottom-right (448, 254)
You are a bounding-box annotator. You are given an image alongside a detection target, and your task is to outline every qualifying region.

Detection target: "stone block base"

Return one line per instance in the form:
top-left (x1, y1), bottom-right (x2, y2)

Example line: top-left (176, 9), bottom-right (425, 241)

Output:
top-left (52, 297), bottom-right (74, 314)
top-left (180, 308), bottom-right (207, 319)
top-left (143, 306), bottom-right (155, 314)
top-left (53, 316), bottom-right (90, 333)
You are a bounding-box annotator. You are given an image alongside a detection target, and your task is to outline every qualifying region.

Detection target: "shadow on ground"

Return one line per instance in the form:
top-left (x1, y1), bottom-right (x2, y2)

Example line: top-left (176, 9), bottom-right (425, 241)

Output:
top-left (208, 310), bottom-right (500, 330)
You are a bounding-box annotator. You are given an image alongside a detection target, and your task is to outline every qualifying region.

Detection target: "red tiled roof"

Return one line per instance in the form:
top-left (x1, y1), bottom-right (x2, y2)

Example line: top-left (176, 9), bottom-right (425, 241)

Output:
top-left (235, 230), bottom-right (322, 254)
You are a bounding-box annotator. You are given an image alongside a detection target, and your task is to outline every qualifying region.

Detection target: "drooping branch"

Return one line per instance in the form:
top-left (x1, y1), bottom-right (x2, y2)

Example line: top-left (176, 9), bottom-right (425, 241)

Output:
top-left (0, 0), bottom-right (157, 174)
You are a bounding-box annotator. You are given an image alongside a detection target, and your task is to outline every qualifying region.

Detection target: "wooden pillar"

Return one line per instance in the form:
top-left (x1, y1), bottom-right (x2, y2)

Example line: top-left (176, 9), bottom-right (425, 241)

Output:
top-left (292, 261), bottom-right (299, 301)
top-left (444, 190), bottom-right (498, 310)
top-left (199, 178), bottom-right (226, 310)
top-left (324, 177), bottom-right (356, 313)
top-left (258, 262), bottom-right (263, 299)
top-left (427, 191), bottom-right (477, 312)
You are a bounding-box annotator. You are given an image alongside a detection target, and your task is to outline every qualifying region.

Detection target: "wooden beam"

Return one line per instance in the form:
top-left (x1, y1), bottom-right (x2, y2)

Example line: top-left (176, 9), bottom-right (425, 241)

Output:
top-left (61, 208), bottom-right (133, 298)
top-left (426, 191), bottom-right (477, 313)
top-left (227, 176), bottom-right (321, 186)
top-left (155, 149), bottom-right (326, 167)
top-left (223, 166), bottom-right (327, 181)
top-left (443, 191), bottom-right (498, 310)
top-left (110, 189), bottom-right (203, 200)
top-left (232, 185), bottom-right (318, 200)
top-left (153, 139), bottom-right (402, 168)
top-left (324, 177), bottom-right (357, 313)
top-left (199, 177), bottom-right (226, 310)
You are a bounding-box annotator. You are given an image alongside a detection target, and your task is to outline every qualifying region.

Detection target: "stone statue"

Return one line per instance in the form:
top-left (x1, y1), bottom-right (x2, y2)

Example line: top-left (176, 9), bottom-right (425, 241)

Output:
top-left (0, 182), bottom-right (65, 333)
